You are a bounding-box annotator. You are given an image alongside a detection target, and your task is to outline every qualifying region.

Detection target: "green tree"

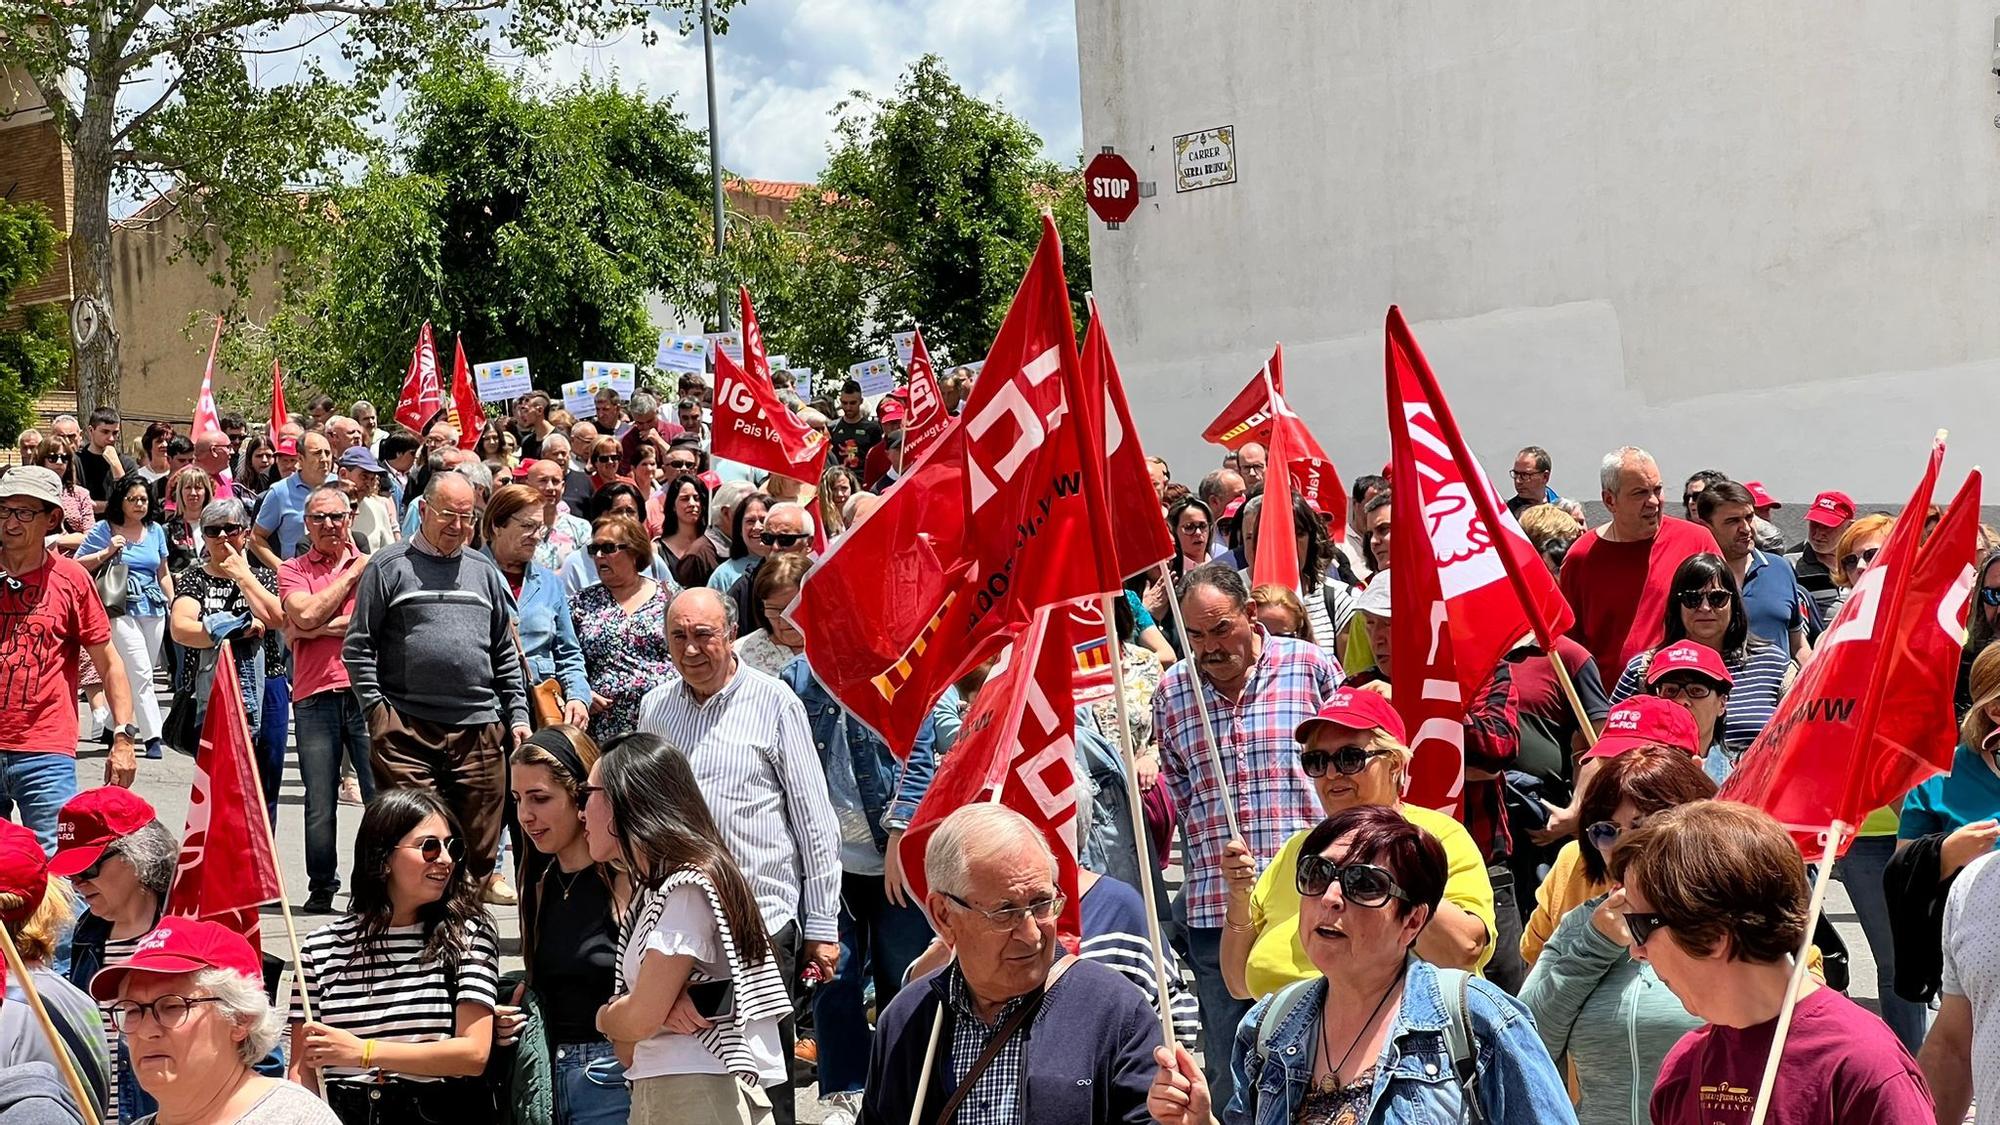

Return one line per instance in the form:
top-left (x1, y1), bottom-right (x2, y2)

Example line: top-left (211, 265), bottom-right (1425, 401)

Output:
top-left (729, 54), bottom-right (1089, 377)
top-left (0, 0), bottom-right (732, 416)
top-left (250, 62), bottom-right (716, 408)
top-left (0, 201), bottom-right (71, 445)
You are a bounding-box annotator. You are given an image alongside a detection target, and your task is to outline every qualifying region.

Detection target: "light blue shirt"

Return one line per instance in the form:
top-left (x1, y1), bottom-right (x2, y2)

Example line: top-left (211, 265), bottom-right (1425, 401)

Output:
top-left (79, 521), bottom-right (170, 617)
top-left (709, 457), bottom-right (769, 487)
top-left (556, 547), bottom-right (678, 597)
top-left (708, 555), bottom-right (758, 593)
top-left (254, 473), bottom-right (315, 559)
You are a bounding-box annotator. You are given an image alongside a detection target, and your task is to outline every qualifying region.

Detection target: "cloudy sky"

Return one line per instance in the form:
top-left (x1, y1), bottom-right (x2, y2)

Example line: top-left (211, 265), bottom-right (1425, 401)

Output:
top-left (525, 0), bottom-right (1084, 182)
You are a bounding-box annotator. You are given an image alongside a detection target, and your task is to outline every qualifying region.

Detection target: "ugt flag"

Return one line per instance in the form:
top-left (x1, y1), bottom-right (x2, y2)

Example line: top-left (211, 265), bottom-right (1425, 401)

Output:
top-left (1385, 307), bottom-right (1575, 814)
top-left (712, 287), bottom-right (830, 481)
top-left (164, 653), bottom-right (282, 945)
top-left (896, 607), bottom-right (1083, 941)
top-left (449, 334), bottom-right (484, 450)
top-left (1721, 437), bottom-right (1977, 856)
top-left (795, 216), bottom-right (1163, 755)
top-left (901, 326), bottom-right (954, 466)
top-left (191, 316), bottom-right (224, 439)
top-left (394, 321), bottom-right (444, 432)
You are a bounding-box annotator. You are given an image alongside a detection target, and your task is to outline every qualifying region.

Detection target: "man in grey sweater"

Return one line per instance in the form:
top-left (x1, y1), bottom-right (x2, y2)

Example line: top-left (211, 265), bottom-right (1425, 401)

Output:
top-left (343, 472), bottom-right (528, 882)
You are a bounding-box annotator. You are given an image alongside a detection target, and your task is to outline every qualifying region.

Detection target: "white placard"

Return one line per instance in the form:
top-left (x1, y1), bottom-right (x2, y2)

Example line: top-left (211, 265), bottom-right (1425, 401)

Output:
top-left (559, 380), bottom-right (596, 417)
top-left (790, 368), bottom-right (814, 397)
top-left (705, 330), bottom-right (744, 365)
top-left (1173, 125), bottom-right (1237, 193)
top-left (655, 334), bottom-right (708, 374)
top-left (893, 330), bottom-right (918, 366)
top-left (765, 354), bottom-right (789, 372)
top-left (472, 357), bottom-right (533, 402)
top-left (578, 361), bottom-right (637, 400)
top-left (849, 355), bottom-right (897, 397)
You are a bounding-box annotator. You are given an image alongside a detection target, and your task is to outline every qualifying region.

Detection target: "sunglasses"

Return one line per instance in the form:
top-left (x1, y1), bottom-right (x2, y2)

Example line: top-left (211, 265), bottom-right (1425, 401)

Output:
top-left (1676, 589), bottom-right (1731, 611)
top-left (1982, 587), bottom-right (2000, 608)
top-left (1623, 911), bottom-right (1672, 946)
top-left (397, 835), bottom-right (464, 864)
top-left (41, 453), bottom-right (71, 464)
top-left (760, 532), bottom-right (807, 549)
top-left (1298, 746), bottom-right (1390, 778)
top-left (200, 524), bottom-right (247, 538)
top-left (75, 854), bottom-right (112, 882)
top-left (305, 511), bottom-right (351, 524)
top-left (1654, 680), bottom-right (1720, 702)
top-left (592, 454), bottom-right (621, 464)
top-left (1841, 546), bottom-right (1882, 573)
top-left (1584, 819), bottom-right (1642, 851)
top-left (1295, 855), bottom-right (1410, 907)
top-left (586, 541), bottom-right (624, 557)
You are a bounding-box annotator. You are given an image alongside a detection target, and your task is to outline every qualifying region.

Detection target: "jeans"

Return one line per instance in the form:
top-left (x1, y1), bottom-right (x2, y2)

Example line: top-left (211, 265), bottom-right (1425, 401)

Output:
top-left (1832, 834), bottom-right (1930, 1052)
top-left (814, 871), bottom-right (935, 1096)
top-left (294, 690), bottom-right (375, 896)
top-left (552, 1040), bottom-right (631, 1125)
top-left (257, 672), bottom-right (291, 824)
top-left (1173, 891), bottom-right (1251, 1113)
top-left (0, 751), bottom-right (80, 856)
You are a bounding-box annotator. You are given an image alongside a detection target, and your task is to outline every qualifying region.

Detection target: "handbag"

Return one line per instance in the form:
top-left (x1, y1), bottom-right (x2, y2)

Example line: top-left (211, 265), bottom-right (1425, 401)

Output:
top-left (94, 559), bottom-right (129, 618)
top-left (510, 622), bottom-right (565, 729)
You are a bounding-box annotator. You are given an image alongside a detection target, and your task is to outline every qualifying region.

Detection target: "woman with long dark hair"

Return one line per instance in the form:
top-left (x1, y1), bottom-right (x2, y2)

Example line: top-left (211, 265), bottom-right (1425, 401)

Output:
top-left (79, 472), bottom-right (174, 759)
top-left (289, 789), bottom-right (500, 1123)
top-left (703, 493), bottom-right (772, 594)
top-left (657, 474), bottom-right (719, 588)
top-left (585, 734), bottom-right (790, 1124)
top-left (508, 725), bottom-right (633, 1125)
top-left (236, 435), bottom-right (280, 494)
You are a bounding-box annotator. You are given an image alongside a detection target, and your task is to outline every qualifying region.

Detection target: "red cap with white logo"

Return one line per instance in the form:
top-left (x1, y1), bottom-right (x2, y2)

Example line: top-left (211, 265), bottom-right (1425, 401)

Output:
top-left (1806, 490), bottom-right (1855, 528)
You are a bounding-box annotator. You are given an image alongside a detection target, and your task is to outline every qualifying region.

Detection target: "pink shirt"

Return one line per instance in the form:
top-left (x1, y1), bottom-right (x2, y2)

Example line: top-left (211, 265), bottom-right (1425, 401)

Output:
top-left (278, 548), bottom-right (359, 701)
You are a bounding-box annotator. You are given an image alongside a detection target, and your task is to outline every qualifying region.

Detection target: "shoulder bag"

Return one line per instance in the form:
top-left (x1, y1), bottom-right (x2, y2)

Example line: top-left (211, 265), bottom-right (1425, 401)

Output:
top-left (510, 621), bottom-right (565, 729)
top-left (933, 954), bottom-right (1077, 1125)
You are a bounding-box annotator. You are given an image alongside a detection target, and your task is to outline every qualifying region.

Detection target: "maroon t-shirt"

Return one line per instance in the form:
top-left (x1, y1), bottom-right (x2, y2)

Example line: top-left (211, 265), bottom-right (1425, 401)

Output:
top-left (0, 553), bottom-right (112, 754)
top-left (1651, 986), bottom-right (1933, 1124)
top-left (1559, 518), bottom-right (1718, 680)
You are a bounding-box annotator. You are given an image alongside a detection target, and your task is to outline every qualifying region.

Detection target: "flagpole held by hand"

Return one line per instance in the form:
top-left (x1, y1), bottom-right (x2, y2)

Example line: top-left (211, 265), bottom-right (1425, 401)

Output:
top-left (1103, 592), bottom-right (1180, 1047)
top-left (1748, 820), bottom-right (1847, 1125)
top-left (1158, 581), bottom-right (1243, 845)
top-left (1544, 646), bottom-right (1601, 751)
top-left (907, 955), bottom-right (950, 1125)
top-left (0, 920), bottom-right (102, 1125)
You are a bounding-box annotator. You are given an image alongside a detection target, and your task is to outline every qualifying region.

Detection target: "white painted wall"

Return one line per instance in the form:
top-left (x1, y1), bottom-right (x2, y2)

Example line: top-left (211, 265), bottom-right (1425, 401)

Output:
top-left (1075, 0), bottom-right (2000, 505)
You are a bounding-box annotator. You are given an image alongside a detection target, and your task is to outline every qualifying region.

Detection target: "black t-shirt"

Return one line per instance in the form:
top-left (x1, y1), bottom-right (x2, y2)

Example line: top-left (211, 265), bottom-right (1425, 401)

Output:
top-left (533, 863), bottom-right (619, 1043)
top-left (78, 448), bottom-right (136, 502)
top-left (828, 417), bottom-right (882, 473)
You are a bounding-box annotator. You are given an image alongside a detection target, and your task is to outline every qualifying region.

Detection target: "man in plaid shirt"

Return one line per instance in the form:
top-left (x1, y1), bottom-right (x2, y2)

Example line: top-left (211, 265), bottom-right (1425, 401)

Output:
top-left (1152, 563), bottom-right (1340, 1105)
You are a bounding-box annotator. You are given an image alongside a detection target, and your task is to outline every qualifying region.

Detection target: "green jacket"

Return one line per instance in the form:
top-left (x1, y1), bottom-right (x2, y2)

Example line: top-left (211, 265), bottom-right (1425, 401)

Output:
top-left (495, 971), bottom-right (554, 1125)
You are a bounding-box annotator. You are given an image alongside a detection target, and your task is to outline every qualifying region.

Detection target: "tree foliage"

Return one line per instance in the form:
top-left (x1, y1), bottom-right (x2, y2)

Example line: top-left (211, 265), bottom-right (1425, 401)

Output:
top-left (728, 54), bottom-right (1090, 377)
top-left (0, 201), bottom-right (71, 445)
top-left (243, 61), bottom-right (716, 408)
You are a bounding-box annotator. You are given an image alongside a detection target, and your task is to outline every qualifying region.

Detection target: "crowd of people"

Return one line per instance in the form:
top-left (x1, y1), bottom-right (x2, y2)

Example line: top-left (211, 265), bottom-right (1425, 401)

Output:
top-left (0, 374), bottom-right (1993, 1125)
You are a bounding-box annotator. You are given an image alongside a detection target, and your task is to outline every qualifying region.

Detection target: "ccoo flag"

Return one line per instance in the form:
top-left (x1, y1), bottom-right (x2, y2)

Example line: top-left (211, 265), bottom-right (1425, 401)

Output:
top-left (163, 653), bottom-right (282, 944)
top-left (1721, 437), bottom-right (1977, 856)
top-left (191, 316), bottom-right (224, 440)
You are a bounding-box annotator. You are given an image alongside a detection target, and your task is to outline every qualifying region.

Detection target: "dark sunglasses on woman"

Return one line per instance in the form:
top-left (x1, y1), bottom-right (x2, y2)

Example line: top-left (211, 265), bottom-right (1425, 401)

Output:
top-left (398, 835), bottom-right (465, 864)
top-left (1294, 855), bottom-right (1410, 907)
top-left (1623, 911), bottom-right (1672, 946)
top-left (586, 541), bottom-right (624, 557)
top-left (1841, 546), bottom-right (1881, 573)
top-left (1978, 586), bottom-right (2000, 608)
top-left (1298, 746), bottom-right (1390, 778)
top-left (1675, 589), bottom-right (1731, 611)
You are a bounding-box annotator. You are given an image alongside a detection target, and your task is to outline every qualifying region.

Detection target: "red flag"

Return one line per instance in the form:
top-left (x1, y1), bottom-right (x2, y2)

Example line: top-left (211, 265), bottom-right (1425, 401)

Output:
top-left (902, 327), bottom-right (954, 465)
top-left (1064, 598), bottom-right (1117, 704)
top-left (1206, 345), bottom-right (1348, 532)
top-left (1721, 439), bottom-right (1977, 856)
top-left (713, 288), bottom-right (831, 481)
top-left (269, 358), bottom-right (290, 436)
top-left (164, 653), bottom-right (282, 943)
top-left (191, 316), bottom-right (224, 439)
top-left (1202, 347), bottom-right (1285, 449)
top-left (793, 216), bottom-right (1118, 755)
top-left (896, 607), bottom-right (1083, 940)
top-left (393, 322), bottom-right (444, 433)
top-left (1251, 367), bottom-right (1302, 593)
top-left (448, 335), bottom-right (484, 449)
top-left (1082, 299), bottom-right (1175, 580)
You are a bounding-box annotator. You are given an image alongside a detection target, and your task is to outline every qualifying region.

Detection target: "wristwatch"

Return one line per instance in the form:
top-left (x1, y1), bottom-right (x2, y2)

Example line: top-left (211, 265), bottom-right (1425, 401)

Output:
top-left (115, 723), bottom-right (141, 742)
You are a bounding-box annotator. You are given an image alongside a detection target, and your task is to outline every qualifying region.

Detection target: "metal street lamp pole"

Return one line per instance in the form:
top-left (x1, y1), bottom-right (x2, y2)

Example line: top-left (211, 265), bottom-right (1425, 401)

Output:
top-left (702, 0), bottom-right (731, 331)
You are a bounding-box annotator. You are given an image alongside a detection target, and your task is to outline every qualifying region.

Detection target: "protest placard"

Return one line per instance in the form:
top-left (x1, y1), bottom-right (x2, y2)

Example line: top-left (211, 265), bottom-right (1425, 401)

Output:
top-left (472, 357), bottom-right (533, 402)
top-left (705, 330), bottom-right (744, 365)
top-left (850, 355), bottom-right (896, 397)
top-left (655, 334), bottom-right (708, 374)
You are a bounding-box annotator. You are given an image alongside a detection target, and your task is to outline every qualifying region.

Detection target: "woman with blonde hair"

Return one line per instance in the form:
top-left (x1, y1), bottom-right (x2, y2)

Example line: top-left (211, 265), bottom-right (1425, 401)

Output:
top-left (1248, 582), bottom-right (1312, 643)
top-left (1218, 687), bottom-right (1497, 1001)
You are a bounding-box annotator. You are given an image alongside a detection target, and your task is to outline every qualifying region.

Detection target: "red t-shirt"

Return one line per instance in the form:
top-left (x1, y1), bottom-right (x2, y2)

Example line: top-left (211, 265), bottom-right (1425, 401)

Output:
top-left (278, 549), bottom-right (360, 702)
top-left (0, 553), bottom-right (112, 755)
top-left (1650, 986), bottom-right (1933, 1124)
top-left (1559, 518), bottom-right (1718, 679)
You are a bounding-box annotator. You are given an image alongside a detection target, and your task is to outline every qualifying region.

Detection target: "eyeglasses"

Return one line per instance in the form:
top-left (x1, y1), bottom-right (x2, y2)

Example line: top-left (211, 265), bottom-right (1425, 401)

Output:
top-left (509, 520), bottom-right (547, 537)
top-left (1654, 681), bottom-right (1720, 702)
top-left (1510, 469), bottom-right (1544, 479)
top-left (1623, 911), bottom-right (1672, 947)
top-left (942, 891), bottom-right (1066, 932)
top-left (200, 524), bottom-right (247, 538)
top-left (107, 995), bottom-right (225, 1032)
top-left (1294, 855), bottom-right (1410, 908)
top-left (1584, 819), bottom-right (1642, 851)
top-left (74, 854), bottom-right (112, 882)
top-left (1298, 746), bottom-right (1391, 778)
top-left (305, 511), bottom-right (351, 524)
top-left (1982, 587), bottom-right (2000, 608)
top-left (577, 784), bottom-right (605, 801)
top-left (760, 532), bottom-right (807, 549)
top-left (0, 504), bottom-right (48, 525)
top-left (430, 509), bottom-right (477, 526)
top-left (1675, 590), bottom-right (1731, 611)
top-left (397, 836), bottom-right (464, 864)
top-left (1178, 521), bottom-right (1210, 535)
top-left (1841, 546), bottom-right (1881, 573)
top-left (586, 541), bottom-right (624, 557)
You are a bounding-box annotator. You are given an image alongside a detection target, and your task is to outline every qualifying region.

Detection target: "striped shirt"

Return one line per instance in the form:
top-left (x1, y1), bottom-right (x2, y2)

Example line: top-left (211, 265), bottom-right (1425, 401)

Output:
top-left (99, 934), bottom-right (140, 1122)
top-left (1078, 877), bottom-right (1201, 1049)
top-left (288, 916), bottom-right (500, 1085)
top-left (1153, 630), bottom-right (1341, 927)
top-left (635, 662), bottom-right (843, 941)
top-left (1610, 642), bottom-right (1794, 753)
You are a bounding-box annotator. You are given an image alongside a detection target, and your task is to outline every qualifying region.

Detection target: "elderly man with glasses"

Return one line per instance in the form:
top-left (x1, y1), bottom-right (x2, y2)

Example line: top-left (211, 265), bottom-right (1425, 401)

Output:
top-left (344, 471), bottom-right (528, 894)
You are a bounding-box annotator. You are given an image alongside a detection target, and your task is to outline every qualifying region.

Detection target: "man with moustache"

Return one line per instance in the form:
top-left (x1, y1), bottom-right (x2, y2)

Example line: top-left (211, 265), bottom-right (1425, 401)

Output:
top-left (1149, 562), bottom-right (1340, 1109)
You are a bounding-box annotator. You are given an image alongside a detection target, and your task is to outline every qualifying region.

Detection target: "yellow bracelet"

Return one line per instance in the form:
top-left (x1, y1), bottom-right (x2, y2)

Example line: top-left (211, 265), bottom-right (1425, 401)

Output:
top-left (361, 1039), bottom-right (375, 1068)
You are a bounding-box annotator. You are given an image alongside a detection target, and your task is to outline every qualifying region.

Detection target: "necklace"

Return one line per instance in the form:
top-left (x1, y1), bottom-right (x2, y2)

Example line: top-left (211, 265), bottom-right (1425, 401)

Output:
top-left (1314, 975), bottom-right (1403, 1094)
top-left (549, 865), bottom-right (587, 902)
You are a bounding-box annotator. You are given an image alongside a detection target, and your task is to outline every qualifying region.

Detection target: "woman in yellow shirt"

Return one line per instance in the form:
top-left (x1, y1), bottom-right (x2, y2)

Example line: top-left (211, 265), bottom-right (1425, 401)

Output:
top-left (1218, 686), bottom-right (1496, 1002)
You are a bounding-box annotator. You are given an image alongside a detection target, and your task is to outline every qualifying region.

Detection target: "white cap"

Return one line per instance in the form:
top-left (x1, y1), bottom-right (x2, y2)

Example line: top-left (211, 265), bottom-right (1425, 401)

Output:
top-left (1354, 572), bottom-right (1392, 619)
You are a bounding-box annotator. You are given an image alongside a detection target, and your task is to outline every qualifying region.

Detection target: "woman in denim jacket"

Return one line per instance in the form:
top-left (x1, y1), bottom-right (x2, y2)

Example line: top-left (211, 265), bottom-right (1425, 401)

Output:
top-left (1149, 805), bottom-right (1576, 1125)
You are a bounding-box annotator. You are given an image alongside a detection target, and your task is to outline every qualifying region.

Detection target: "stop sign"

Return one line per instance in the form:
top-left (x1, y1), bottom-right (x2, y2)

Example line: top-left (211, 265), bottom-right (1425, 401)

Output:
top-left (1085, 151), bottom-right (1140, 225)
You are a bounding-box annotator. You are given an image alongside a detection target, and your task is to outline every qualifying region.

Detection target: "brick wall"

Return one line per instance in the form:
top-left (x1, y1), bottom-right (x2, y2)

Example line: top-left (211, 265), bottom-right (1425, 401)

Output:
top-left (0, 117), bottom-right (74, 307)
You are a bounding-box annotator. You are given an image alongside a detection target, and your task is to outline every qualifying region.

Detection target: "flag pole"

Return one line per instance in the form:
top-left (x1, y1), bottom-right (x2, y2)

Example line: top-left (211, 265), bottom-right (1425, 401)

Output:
top-left (1157, 579), bottom-right (1244, 845)
top-left (0, 921), bottom-right (102, 1125)
top-left (1748, 820), bottom-right (1846, 1125)
top-left (907, 978), bottom-right (947, 1125)
top-left (1545, 648), bottom-right (1601, 750)
top-left (1102, 592), bottom-right (1180, 1047)
top-left (227, 695), bottom-right (316, 1023)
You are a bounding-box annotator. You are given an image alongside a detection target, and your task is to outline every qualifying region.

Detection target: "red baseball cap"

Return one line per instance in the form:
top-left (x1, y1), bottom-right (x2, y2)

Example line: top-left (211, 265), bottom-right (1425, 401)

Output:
top-left (0, 820), bottom-right (49, 926)
top-left (48, 788), bottom-right (158, 878)
top-left (878, 399), bottom-right (907, 423)
top-left (1221, 497), bottom-right (1244, 522)
top-left (1294, 686), bottom-right (1408, 746)
top-left (1744, 481), bottom-right (1780, 510)
top-left (1583, 696), bottom-right (1701, 760)
top-left (1644, 640), bottom-right (1734, 689)
top-left (88, 917), bottom-right (264, 1001)
top-left (272, 438), bottom-right (299, 456)
top-left (1805, 490), bottom-right (1855, 528)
